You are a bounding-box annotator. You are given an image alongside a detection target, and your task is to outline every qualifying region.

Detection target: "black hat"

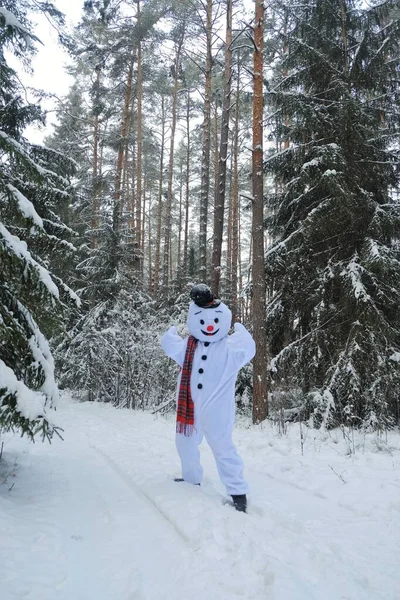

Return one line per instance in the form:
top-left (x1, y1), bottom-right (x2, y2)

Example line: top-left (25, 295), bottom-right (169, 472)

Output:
top-left (190, 283), bottom-right (221, 308)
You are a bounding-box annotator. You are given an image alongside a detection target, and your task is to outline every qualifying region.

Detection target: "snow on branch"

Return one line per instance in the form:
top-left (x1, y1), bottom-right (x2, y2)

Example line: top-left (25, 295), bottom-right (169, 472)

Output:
top-left (54, 277), bottom-right (82, 308)
top-left (42, 218), bottom-right (77, 237)
top-left (0, 131), bottom-right (70, 187)
top-left (0, 223), bottom-right (59, 299)
top-left (39, 144), bottom-right (80, 170)
top-left (365, 238), bottom-right (400, 271)
top-left (264, 144), bottom-right (297, 166)
top-left (265, 226), bottom-right (301, 259)
top-left (4, 297), bottom-right (60, 412)
top-left (301, 156), bottom-right (323, 170)
top-left (340, 256), bottom-right (374, 304)
top-left (44, 234), bottom-right (77, 253)
top-left (266, 196), bottom-right (334, 260)
top-left (319, 333), bottom-right (364, 427)
top-left (367, 36), bottom-right (391, 69)
top-left (0, 7), bottom-right (39, 49)
top-left (269, 310), bottom-right (343, 372)
top-left (27, 328), bottom-right (59, 408)
top-left (5, 184), bottom-right (44, 228)
top-left (292, 38), bottom-right (343, 76)
top-left (0, 359), bottom-right (49, 422)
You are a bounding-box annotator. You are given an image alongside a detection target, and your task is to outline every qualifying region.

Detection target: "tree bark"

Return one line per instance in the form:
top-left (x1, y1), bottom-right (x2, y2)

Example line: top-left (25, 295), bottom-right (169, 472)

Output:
top-left (113, 47), bottom-right (135, 235)
top-left (211, 0), bottom-right (232, 296)
top-left (136, 0), bottom-right (143, 273)
top-left (177, 159), bottom-right (184, 289)
top-left (130, 132), bottom-right (136, 230)
top-left (199, 0), bottom-right (213, 283)
top-left (162, 25), bottom-right (185, 293)
top-left (141, 170), bottom-right (146, 282)
top-left (226, 144), bottom-right (233, 301)
top-left (340, 0), bottom-right (349, 75)
top-left (252, 0), bottom-right (268, 424)
top-left (121, 105), bottom-right (132, 218)
top-left (91, 76), bottom-right (100, 247)
top-left (231, 58), bottom-right (240, 323)
top-left (147, 185), bottom-right (152, 292)
top-left (153, 95), bottom-right (165, 295)
top-left (183, 90), bottom-right (191, 281)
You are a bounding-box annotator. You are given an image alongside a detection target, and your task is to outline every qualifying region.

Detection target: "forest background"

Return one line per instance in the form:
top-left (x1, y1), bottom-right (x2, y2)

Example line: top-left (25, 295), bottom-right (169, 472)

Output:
top-left (1, 0), bottom-right (399, 442)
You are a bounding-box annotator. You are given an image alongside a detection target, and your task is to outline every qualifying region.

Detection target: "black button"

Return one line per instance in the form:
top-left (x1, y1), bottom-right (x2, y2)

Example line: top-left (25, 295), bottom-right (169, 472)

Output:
top-left (198, 368), bottom-right (204, 374)
top-left (197, 383), bottom-right (203, 389)
top-left (201, 355), bottom-right (207, 360)
top-left (204, 342), bottom-right (210, 347)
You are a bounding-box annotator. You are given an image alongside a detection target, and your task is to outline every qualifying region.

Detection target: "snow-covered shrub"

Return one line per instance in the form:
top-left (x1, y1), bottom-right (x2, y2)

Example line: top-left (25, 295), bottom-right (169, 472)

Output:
top-left (56, 288), bottom-right (178, 409)
top-left (235, 361), bottom-right (253, 415)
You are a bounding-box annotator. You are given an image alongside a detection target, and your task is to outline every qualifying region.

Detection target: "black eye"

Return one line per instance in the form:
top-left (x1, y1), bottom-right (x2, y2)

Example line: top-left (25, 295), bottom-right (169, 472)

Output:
top-left (200, 319), bottom-right (205, 325)
top-left (214, 318), bottom-right (219, 323)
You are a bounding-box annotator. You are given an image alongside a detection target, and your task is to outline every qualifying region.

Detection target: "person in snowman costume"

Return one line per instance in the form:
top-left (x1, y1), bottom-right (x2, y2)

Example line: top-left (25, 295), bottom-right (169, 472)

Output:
top-left (161, 283), bottom-right (255, 513)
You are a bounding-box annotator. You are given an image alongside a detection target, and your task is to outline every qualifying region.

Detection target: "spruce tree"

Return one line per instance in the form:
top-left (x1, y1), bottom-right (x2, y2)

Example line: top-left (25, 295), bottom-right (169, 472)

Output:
top-left (265, 0), bottom-right (400, 428)
top-left (0, 2), bottom-right (79, 439)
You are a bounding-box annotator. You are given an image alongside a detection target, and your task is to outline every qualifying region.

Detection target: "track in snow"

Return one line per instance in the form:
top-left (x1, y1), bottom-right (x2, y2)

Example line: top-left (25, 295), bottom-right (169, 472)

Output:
top-left (1, 396), bottom-right (399, 600)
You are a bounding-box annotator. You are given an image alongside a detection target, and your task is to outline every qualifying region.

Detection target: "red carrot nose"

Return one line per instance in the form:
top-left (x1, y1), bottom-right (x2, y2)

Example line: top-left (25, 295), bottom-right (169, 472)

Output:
top-left (206, 325), bottom-right (214, 332)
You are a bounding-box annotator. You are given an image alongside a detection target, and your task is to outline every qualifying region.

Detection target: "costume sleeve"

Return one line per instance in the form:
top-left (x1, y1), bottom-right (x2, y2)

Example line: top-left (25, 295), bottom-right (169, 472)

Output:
top-left (161, 326), bottom-right (187, 368)
top-left (226, 323), bottom-right (256, 369)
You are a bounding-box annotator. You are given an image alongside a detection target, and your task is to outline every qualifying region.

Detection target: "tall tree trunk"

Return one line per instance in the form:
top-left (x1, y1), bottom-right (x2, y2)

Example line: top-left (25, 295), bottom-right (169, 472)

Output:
top-left (141, 173), bottom-right (146, 283)
top-left (130, 138), bottom-right (136, 229)
top-left (136, 0), bottom-right (143, 273)
top-left (129, 94), bottom-right (136, 231)
top-left (226, 143), bottom-right (233, 300)
top-left (169, 235), bottom-right (173, 287)
top-left (113, 47), bottom-right (135, 235)
top-left (121, 105), bottom-right (132, 219)
top-left (252, 0), bottom-right (268, 424)
top-left (199, 0), bottom-right (213, 283)
top-left (213, 99), bottom-right (219, 207)
top-left (238, 192), bottom-right (243, 321)
top-left (162, 25), bottom-right (185, 293)
top-left (147, 186), bottom-right (152, 291)
top-left (211, 0), bottom-right (232, 296)
top-left (340, 0), bottom-right (349, 75)
top-left (91, 66), bottom-right (101, 247)
top-left (282, 10), bottom-right (290, 151)
top-left (231, 59), bottom-right (240, 323)
top-left (177, 160), bottom-right (184, 289)
top-left (153, 96), bottom-right (166, 295)
top-left (183, 90), bottom-right (191, 281)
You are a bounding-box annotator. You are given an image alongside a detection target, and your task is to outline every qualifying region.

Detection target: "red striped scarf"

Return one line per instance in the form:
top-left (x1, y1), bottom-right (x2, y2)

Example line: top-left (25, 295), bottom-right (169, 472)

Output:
top-left (176, 335), bottom-right (198, 436)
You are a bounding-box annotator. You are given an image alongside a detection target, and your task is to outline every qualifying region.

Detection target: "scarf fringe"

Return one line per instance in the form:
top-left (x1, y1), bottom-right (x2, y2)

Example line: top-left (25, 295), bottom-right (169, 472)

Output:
top-left (176, 421), bottom-right (194, 437)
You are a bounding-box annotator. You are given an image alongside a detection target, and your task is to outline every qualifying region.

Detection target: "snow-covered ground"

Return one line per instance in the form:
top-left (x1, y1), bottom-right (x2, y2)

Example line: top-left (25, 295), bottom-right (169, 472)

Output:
top-left (1, 396), bottom-right (399, 600)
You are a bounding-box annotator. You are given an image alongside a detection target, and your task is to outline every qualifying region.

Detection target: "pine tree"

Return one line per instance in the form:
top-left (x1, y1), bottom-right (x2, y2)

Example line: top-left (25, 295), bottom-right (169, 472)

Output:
top-left (265, 0), bottom-right (400, 428)
top-left (0, 2), bottom-right (79, 439)
top-left (45, 82), bottom-right (94, 293)
top-left (211, 0), bottom-right (233, 297)
top-left (251, 0), bottom-right (268, 424)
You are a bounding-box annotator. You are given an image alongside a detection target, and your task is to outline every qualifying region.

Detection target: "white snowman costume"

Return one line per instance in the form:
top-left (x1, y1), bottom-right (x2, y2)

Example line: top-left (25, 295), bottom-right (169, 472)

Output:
top-left (161, 294), bottom-right (255, 496)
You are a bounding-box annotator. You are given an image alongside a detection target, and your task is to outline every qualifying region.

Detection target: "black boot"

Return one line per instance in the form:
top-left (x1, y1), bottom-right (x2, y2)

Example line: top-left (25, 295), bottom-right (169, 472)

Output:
top-left (231, 494), bottom-right (247, 513)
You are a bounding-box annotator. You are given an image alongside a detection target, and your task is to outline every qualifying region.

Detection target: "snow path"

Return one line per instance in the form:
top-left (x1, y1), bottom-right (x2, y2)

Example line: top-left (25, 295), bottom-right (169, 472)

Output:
top-left (1, 396), bottom-right (399, 600)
